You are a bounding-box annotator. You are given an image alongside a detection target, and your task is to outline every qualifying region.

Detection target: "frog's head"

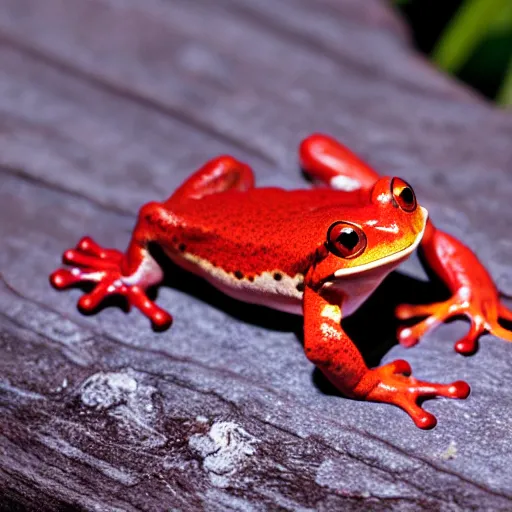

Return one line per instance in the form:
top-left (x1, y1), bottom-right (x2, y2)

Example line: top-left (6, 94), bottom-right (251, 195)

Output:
top-left (311, 177), bottom-right (428, 292)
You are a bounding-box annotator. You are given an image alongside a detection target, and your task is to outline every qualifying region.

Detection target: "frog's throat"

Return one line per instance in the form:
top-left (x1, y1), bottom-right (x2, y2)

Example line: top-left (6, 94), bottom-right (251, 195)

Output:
top-left (332, 206), bottom-right (428, 278)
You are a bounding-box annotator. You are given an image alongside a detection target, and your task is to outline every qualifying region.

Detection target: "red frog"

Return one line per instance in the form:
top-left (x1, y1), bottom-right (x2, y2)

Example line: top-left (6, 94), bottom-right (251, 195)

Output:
top-left (50, 134), bottom-right (512, 428)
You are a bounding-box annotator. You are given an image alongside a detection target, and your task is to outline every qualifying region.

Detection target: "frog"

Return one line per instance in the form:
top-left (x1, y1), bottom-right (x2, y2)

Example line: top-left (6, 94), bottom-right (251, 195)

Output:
top-left (50, 133), bottom-right (512, 428)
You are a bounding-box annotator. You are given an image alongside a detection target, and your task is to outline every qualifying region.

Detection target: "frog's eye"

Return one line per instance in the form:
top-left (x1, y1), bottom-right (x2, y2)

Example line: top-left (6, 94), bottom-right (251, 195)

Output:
top-left (392, 178), bottom-right (417, 212)
top-left (327, 222), bottom-right (367, 259)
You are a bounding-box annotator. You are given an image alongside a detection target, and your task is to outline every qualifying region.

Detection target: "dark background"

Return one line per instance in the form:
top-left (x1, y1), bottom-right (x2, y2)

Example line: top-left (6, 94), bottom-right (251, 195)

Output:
top-left (397, 0), bottom-right (512, 102)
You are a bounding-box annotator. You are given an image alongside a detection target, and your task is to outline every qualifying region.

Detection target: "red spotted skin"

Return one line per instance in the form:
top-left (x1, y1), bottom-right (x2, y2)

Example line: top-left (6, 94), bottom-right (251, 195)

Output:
top-left (50, 135), bottom-right (511, 429)
top-left (163, 188), bottom-right (344, 279)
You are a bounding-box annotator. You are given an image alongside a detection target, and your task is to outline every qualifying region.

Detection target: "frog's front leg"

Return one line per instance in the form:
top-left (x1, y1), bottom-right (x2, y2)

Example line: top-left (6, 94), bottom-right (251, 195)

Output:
top-left (50, 155), bottom-right (254, 329)
top-left (50, 201), bottom-right (174, 329)
top-left (303, 286), bottom-right (470, 428)
top-left (396, 220), bottom-right (512, 354)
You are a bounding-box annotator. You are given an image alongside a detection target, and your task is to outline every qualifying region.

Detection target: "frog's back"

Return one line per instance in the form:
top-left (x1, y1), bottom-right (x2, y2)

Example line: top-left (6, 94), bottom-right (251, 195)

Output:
top-left (163, 187), bottom-right (367, 297)
top-left (169, 186), bottom-right (366, 236)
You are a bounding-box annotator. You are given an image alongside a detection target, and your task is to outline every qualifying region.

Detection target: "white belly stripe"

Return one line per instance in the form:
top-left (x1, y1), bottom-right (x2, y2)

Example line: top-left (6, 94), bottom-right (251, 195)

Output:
top-left (167, 250), bottom-right (305, 314)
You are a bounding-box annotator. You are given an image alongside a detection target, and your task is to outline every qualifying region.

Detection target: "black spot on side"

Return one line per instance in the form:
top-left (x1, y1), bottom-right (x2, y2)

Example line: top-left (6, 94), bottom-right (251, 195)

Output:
top-left (179, 243), bottom-right (186, 252)
top-left (296, 282), bottom-right (305, 292)
top-left (248, 276), bottom-right (255, 282)
top-left (234, 270), bottom-right (244, 280)
top-left (273, 273), bottom-right (282, 281)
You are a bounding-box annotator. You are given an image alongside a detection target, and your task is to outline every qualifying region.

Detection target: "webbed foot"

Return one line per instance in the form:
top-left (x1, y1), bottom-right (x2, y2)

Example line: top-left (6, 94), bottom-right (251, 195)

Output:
top-left (50, 236), bottom-right (172, 329)
top-left (396, 290), bottom-right (512, 354)
top-left (358, 360), bottom-right (470, 428)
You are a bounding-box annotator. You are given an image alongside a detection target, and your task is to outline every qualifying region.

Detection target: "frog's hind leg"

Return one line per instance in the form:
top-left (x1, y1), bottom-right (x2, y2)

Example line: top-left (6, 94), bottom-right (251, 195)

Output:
top-left (168, 155), bottom-right (255, 205)
top-left (299, 134), bottom-right (380, 191)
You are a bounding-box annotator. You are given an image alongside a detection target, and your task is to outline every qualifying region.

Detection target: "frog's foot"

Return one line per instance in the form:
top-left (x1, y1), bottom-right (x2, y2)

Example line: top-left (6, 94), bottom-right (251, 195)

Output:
top-left (396, 291), bottom-right (512, 355)
top-left (50, 236), bottom-right (172, 329)
top-left (360, 360), bottom-right (470, 428)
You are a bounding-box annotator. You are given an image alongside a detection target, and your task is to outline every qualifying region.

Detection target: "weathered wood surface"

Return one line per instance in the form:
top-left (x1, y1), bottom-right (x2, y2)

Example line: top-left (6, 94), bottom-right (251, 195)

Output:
top-left (0, 0), bottom-right (511, 510)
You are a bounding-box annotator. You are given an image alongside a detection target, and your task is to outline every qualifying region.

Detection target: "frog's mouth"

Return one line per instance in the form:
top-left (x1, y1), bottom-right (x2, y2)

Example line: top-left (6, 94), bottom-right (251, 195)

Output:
top-left (325, 206), bottom-right (428, 281)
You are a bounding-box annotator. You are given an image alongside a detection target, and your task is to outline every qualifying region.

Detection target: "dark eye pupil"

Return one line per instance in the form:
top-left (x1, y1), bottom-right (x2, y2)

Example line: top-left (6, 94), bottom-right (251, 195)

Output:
top-left (338, 228), bottom-right (359, 249)
top-left (400, 187), bottom-right (414, 205)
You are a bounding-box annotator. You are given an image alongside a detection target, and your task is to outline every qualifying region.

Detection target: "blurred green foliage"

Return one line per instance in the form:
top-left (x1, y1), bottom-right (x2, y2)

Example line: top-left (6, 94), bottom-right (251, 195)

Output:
top-left (395, 0), bottom-right (512, 106)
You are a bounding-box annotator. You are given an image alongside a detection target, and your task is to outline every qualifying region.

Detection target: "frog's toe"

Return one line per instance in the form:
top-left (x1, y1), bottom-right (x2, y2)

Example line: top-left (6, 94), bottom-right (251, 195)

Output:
top-left (125, 286), bottom-right (173, 330)
top-left (62, 236), bottom-right (124, 269)
top-left (50, 267), bottom-right (105, 289)
top-left (453, 316), bottom-right (486, 355)
top-left (396, 301), bottom-right (454, 347)
top-left (395, 302), bottom-right (439, 320)
top-left (77, 280), bottom-right (119, 312)
top-left (62, 249), bottom-right (121, 271)
top-left (397, 317), bottom-right (439, 347)
top-left (401, 402), bottom-right (437, 429)
top-left (75, 236), bottom-right (124, 261)
top-left (452, 298), bottom-right (512, 353)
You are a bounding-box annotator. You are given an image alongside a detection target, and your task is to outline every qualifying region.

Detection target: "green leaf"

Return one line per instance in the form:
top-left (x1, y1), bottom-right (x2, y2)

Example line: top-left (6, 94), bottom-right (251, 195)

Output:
top-left (432, 0), bottom-right (509, 73)
top-left (489, 0), bottom-right (512, 33)
top-left (497, 57), bottom-right (512, 106)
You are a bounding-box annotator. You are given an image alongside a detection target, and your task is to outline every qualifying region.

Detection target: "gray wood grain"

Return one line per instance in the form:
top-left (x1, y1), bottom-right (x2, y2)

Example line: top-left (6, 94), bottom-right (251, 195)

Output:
top-left (0, 0), bottom-right (511, 510)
